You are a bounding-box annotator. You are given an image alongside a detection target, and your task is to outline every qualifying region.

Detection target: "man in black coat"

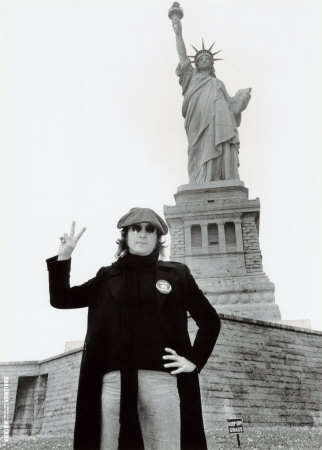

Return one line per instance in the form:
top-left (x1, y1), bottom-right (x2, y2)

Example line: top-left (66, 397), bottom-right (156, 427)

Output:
top-left (47, 208), bottom-right (221, 450)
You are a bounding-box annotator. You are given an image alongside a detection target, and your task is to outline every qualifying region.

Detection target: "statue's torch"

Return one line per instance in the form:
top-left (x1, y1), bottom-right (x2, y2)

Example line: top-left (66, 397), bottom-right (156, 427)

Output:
top-left (168, 2), bottom-right (184, 22)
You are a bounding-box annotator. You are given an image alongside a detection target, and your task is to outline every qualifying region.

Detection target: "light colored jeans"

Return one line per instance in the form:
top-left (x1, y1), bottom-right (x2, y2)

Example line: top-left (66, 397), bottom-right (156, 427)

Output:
top-left (100, 370), bottom-right (180, 450)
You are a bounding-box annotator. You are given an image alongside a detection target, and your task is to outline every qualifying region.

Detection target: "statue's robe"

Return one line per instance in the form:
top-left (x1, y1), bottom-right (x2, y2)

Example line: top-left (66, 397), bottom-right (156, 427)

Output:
top-left (176, 58), bottom-right (250, 183)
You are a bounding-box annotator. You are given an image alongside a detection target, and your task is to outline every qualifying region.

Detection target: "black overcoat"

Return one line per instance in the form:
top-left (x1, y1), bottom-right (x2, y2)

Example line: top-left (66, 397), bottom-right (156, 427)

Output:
top-left (47, 257), bottom-right (221, 450)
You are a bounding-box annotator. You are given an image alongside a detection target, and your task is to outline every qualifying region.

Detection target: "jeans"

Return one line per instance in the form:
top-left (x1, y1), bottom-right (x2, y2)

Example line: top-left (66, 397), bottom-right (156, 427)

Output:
top-left (100, 370), bottom-right (180, 450)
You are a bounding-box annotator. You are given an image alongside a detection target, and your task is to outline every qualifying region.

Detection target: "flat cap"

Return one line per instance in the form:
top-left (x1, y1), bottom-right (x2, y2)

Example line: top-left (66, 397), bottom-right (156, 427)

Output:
top-left (117, 207), bottom-right (168, 235)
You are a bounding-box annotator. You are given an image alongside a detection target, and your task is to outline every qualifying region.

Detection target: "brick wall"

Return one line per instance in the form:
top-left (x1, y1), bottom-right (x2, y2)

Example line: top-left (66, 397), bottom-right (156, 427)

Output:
top-left (1, 316), bottom-right (321, 436)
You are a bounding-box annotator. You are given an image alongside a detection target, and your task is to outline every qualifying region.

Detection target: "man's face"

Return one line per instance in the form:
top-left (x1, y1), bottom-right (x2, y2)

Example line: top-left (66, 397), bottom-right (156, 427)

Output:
top-left (196, 54), bottom-right (212, 71)
top-left (127, 222), bottom-right (158, 256)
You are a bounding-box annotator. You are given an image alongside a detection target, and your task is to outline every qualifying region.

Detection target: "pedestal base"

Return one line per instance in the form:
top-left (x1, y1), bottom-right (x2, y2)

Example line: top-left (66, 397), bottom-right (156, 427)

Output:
top-left (164, 181), bottom-right (281, 322)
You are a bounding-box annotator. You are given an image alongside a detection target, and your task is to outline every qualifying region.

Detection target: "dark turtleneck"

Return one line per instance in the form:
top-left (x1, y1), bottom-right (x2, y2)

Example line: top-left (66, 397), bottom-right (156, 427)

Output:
top-left (110, 248), bottom-right (167, 449)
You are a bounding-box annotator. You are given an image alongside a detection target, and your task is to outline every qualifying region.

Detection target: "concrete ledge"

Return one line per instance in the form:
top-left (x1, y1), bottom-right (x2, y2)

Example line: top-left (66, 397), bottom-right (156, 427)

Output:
top-left (0, 360), bottom-right (40, 366)
top-left (219, 313), bottom-right (322, 335)
top-left (174, 183), bottom-right (249, 203)
top-left (0, 346), bottom-right (83, 366)
top-left (177, 180), bottom-right (245, 190)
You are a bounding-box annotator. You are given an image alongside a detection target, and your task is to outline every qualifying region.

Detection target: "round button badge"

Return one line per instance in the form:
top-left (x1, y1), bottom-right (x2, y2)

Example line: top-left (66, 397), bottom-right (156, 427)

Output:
top-left (156, 280), bottom-right (172, 294)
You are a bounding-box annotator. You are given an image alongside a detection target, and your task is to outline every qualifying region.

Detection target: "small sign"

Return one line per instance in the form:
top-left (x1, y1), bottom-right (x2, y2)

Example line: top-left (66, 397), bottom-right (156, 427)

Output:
top-left (227, 418), bottom-right (243, 434)
top-left (227, 418), bottom-right (243, 447)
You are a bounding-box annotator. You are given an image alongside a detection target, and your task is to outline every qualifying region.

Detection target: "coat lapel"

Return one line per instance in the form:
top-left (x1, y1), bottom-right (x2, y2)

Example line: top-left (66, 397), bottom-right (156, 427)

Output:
top-left (103, 268), bottom-right (124, 308)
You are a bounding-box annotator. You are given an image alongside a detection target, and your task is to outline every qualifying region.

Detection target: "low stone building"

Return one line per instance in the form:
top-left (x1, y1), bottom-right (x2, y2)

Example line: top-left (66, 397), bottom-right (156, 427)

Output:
top-left (1, 315), bottom-right (321, 438)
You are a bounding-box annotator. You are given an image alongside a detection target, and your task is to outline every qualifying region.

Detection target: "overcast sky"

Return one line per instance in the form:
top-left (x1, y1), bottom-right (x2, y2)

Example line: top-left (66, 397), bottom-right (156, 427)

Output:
top-left (1, 0), bottom-right (322, 361)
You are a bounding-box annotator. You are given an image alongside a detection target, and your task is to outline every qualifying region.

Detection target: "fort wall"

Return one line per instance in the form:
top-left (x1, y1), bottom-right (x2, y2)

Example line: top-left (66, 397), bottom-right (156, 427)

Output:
top-left (1, 315), bottom-right (321, 437)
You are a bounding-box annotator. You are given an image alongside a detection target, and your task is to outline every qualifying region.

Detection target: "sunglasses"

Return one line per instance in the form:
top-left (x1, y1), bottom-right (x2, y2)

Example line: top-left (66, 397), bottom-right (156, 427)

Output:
top-left (130, 224), bottom-right (156, 234)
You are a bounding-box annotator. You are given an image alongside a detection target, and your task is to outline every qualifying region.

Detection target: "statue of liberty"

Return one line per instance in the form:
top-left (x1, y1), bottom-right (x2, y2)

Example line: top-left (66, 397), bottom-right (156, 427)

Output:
top-left (169, 3), bottom-right (251, 183)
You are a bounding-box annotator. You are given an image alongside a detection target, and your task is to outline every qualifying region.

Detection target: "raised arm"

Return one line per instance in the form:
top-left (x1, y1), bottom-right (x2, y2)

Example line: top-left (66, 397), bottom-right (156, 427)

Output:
top-left (47, 221), bottom-right (93, 309)
top-left (46, 256), bottom-right (99, 309)
top-left (172, 17), bottom-right (188, 65)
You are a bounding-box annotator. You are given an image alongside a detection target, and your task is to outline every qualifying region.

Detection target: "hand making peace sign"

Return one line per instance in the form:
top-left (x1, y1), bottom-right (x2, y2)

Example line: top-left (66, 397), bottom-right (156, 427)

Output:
top-left (57, 221), bottom-right (86, 261)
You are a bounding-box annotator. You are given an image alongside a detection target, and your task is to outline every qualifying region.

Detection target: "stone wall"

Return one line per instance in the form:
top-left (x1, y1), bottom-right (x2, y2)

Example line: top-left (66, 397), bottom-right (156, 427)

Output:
top-left (0, 362), bottom-right (39, 436)
top-left (241, 214), bottom-right (263, 273)
top-left (168, 219), bottom-right (185, 262)
top-left (0, 350), bottom-right (82, 436)
top-left (197, 316), bottom-right (322, 430)
top-left (1, 316), bottom-right (321, 437)
top-left (40, 350), bottom-right (82, 434)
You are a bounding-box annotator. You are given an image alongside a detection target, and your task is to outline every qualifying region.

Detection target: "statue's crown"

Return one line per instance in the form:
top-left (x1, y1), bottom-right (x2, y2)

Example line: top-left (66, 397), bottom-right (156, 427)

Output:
top-left (189, 39), bottom-right (222, 65)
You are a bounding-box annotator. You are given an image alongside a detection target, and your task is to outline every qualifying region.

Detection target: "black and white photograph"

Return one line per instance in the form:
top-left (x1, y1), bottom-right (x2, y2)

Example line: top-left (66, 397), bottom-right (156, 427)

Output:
top-left (1, 1), bottom-right (322, 449)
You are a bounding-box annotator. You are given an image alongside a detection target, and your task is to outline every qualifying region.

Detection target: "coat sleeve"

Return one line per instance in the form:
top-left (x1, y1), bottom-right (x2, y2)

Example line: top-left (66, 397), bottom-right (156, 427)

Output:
top-left (46, 256), bottom-right (103, 309)
top-left (181, 264), bottom-right (221, 372)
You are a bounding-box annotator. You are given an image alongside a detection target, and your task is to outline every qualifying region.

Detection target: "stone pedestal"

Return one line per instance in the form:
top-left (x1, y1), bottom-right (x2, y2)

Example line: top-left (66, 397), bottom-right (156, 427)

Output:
top-left (163, 181), bottom-right (281, 321)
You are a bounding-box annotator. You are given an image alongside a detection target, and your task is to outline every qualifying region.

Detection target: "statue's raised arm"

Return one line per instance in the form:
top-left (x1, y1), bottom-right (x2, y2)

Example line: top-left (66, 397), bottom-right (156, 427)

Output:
top-left (168, 2), bottom-right (187, 65)
top-left (168, 3), bottom-right (252, 184)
